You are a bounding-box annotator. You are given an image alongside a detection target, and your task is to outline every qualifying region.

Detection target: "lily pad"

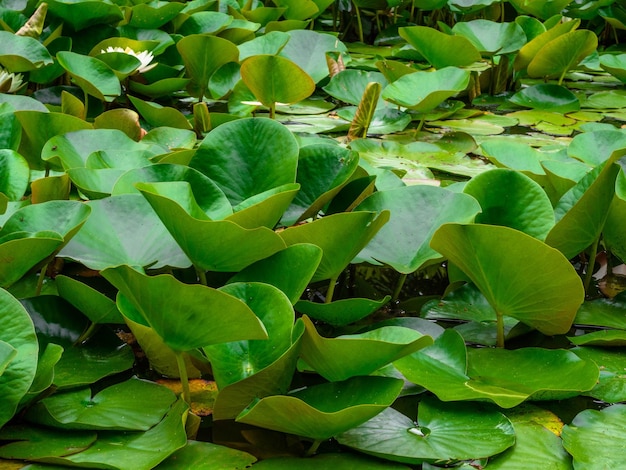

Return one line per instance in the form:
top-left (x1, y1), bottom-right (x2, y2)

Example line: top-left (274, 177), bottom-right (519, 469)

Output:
top-left (0, 30), bottom-right (53, 72)
top-left (399, 26), bottom-right (481, 68)
top-left (462, 168), bottom-right (555, 239)
top-left (452, 20), bottom-right (527, 56)
top-left (59, 194), bottom-right (191, 271)
top-left (394, 329), bottom-right (599, 408)
top-left (355, 185), bottom-right (481, 273)
top-left (295, 296), bottom-right (391, 326)
top-left (562, 404), bottom-right (626, 470)
top-left (572, 346), bottom-right (626, 403)
top-left (57, 52), bottom-right (121, 103)
top-left (190, 117), bottom-right (298, 206)
top-left (55, 275), bottom-right (123, 324)
top-left (336, 396), bottom-right (515, 465)
top-left (300, 315), bottom-right (432, 381)
top-left (509, 84), bottom-right (580, 113)
top-left (0, 425), bottom-right (97, 460)
top-left (102, 265), bottom-right (268, 352)
top-left (156, 440), bottom-right (257, 470)
top-left (382, 67), bottom-right (471, 112)
top-left (0, 289), bottom-right (38, 428)
top-left (25, 378), bottom-right (176, 431)
top-left (236, 376), bottom-right (403, 440)
top-left (431, 223), bottom-right (584, 336)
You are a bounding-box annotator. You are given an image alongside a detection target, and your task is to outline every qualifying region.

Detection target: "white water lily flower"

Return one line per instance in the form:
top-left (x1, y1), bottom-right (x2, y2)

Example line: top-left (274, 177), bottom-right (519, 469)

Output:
top-left (100, 46), bottom-right (157, 74)
top-left (0, 68), bottom-right (25, 93)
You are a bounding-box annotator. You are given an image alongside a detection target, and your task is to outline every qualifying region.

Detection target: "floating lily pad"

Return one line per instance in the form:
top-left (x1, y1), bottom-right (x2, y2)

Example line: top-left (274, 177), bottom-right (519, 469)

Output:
top-left (252, 453), bottom-right (409, 469)
top-left (572, 346), bottom-right (626, 403)
top-left (156, 440), bottom-right (257, 470)
top-left (509, 84), bottom-right (580, 113)
top-left (336, 396), bottom-right (515, 465)
top-left (236, 376), bottom-right (403, 440)
top-left (25, 378), bottom-right (176, 431)
top-left (562, 404), bottom-right (626, 470)
top-left (0, 424), bottom-right (96, 460)
top-left (395, 329), bottom-right (599, 408)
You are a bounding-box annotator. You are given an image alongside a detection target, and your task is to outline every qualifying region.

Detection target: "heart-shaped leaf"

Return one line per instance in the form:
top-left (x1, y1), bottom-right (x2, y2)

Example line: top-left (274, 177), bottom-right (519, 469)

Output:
top-left (452, 19), bottom-right (527, 56)
top-left (0, 30), bottom-right (53, 72)
top-left (399, 26), bottom-right (481, 68)
top-left (57, 52), bottom-right (121, 102)
top-left (431, 223), bottom-right (584, 335)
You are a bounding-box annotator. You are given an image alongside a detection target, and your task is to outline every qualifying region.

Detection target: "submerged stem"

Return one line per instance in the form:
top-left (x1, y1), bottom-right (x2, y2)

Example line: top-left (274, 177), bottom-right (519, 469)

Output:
top-left (175, 352), bottom-right (191, 405)
top-left (496, 312), bottom-right (505, 348)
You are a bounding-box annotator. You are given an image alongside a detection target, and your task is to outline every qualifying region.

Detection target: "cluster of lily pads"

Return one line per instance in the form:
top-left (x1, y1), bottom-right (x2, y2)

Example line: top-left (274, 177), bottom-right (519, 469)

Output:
top-left (2, 0), bottom-right (626, 469)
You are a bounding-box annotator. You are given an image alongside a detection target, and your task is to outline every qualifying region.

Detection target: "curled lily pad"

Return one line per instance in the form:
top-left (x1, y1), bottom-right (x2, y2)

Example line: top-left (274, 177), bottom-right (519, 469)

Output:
top-left (56, 275), bottom-right (123, 324)
top-left (399, 26), bottom-right (481, 68)
top-left (102, 265), bottom-right (268, 352)
top-left (57, 52), bottom-right (121, 103)
top-left (451, 19), bottom-right (526, 56)
top-left (236, 376), bottom-right (403, 440)
top-left (295, 296), bottom-right (391, 327)
top-left (336, 396), bottom-right (515, 465)
top-left (300, 315), bottom-right (432, 382)
top-left (382, 67), bottom-right (471, 112)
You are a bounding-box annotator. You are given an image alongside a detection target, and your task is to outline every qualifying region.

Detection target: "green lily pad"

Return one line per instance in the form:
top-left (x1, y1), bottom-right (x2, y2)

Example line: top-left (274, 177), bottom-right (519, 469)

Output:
top-left (46, 0), bottom-right (124, 31)
top-left (300, 315), bottom-right (432, 382)
top-left (102, 265), bottom-right (268, 352)
top-left (399, 26), bottom-right (481, 68)
top-left (178, 11), bottom-right (233, 36)
top-left (383, 67), bottom-right (471, 112)
top-left (57, 52), bottom-right (121, 102)
top-left (0, 425), bottom-right (96, 460)
top-left (0, 150), bottom-right (29, 201)
top-left (59, 194), bottom-right (191, 271)
top-left (228, 244), bottom-right (322, 305)
top-left (137, 184), bottom-right (287, 272)
top-left (0, 30), bottom-right (53, 72)
top-left (0, 289), bottom-right (38, 428)
top-left (25, 377), bottom-right (176, 431)
top-left (527, 30), bottom-right (598, 82)
top-left (279, 210), bottom-right (389, 282)
top-left (355, 185), bottom-right (481, 273)
top-left (572, 346), bottom-right (626, 403)
top-left (40, 399), bottom-right (188, 470)
top-left (509, 84), bottom-right (580, 113)
top-left (279, 29), bottom-right (348, 83)
top-left (281, 144), bottom-right (359, 225)
top-left (128, 1), bottom-right (186, 29)
top-left (212, 320), bottom-right (305, 420)
top-left (421, 282), bottom-right (496, 322)
top-left (0, 340), bottom-right (16, 375)
top-left (190, 117), bottom-right (298, 206)
top-left (112, 164), bottom-right (233, 220)
top-left (203, 282), bottom-right (294, 388)
top-left (574, 293), bottom-right (626, 329)
top-left (238, 31), bottom-right (290, 60)
top-left (236, 376), bottom-right (403, 440)
top-left (128, 95), bottom-right (192, 130)
top-left (20, 343), bottom-right (64, 408)
top-left (463, 168), bottom-right (555, 240)
top-left (600, 53), bottom-right (626, 83)
top-left (176, 34), bottom-right (239, 101)
top-left (562, 404), bottom-right (626, 470)
top-left (21, 295), bottom-right (135, 389)
top-left (568, 329), bottom-right (626, 347)
top-left (336, 396), bottom-right (515, 465)
top-left (295, 296), bottom-right (391, 327)
top-left (251, 453), bottom-right (410, 469)
top-left (156, 440), bottom-right (257, 470)
top-left (567, 129), bottom-right (626, 166)
top-left (56, 275), bottom-right (123, 324)
top-left (395, 329), bottom-right (599, 408)
top-left (509, 0), bottom-right (574, 19)
top-left (514, 19), bottom-right (580, 72)
top-left (241, 55), bottom-right (315, 110)
top-left (545, 156), bottom-right (620, 260)
top-left (431, 223), bottom-right (585, 336)
top-left (323, 69), bottom-right (388, 107)
top-left (452, 19), bottom-right (526, 56)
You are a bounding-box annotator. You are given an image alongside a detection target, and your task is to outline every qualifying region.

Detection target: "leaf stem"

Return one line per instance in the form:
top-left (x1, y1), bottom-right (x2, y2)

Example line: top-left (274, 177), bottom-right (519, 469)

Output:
top-left (35, 263), bottom-right (47, 296)
top-left (325, 274), bottom-right (339, 303)
top-left (583, 236), bottom-right (600, 296)
top-left (392, 273), bottom-right (407, 302)
top-left (305, 439), bottom-right (322, 457)
top-left (196, 266), bottom-right (207, 286)
top-left (496, 312), bottom-right (505, 348)
top-left (175, 351), bottom-right (192, 406)
top-left (355, 4), bottom-right (364, 43)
